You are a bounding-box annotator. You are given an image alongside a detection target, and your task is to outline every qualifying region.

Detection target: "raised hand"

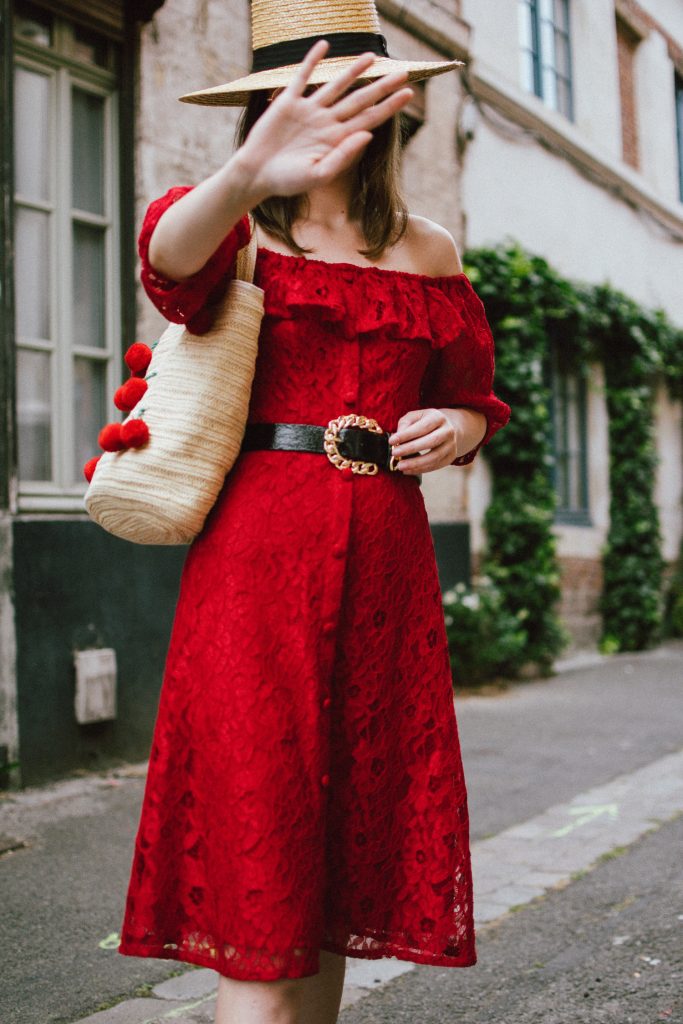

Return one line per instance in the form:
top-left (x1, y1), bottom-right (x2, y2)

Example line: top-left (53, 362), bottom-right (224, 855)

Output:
top-left (237, 39), bottom-right (415, 199)
top-left (146, 40), bottom-right (415, 281)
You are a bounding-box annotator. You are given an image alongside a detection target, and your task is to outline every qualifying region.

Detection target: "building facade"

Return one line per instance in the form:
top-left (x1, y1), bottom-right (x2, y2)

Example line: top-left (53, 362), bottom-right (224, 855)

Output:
top-left (459, 0), bottom-right (683, 646)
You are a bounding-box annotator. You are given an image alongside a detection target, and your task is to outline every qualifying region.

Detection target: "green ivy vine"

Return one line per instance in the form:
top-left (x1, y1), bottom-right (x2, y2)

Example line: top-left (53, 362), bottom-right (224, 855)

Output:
top-left (451, 239), bottom-right (683, 675)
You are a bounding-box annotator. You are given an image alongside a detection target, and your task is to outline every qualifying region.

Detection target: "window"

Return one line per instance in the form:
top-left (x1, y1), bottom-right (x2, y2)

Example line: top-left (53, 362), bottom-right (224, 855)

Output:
top-left (12, 2), bottom-right (121, 508)
top-left (545, 343), bottom-right (590, 525)
top-left (518, 0), bottom-right (574, 121)
top-left (676, 72), bottom-right (683, 203)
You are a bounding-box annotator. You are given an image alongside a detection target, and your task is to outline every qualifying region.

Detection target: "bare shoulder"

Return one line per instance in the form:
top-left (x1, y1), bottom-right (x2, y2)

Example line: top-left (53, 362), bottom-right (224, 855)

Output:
top-left (405, 214), bottom-right (464, 277)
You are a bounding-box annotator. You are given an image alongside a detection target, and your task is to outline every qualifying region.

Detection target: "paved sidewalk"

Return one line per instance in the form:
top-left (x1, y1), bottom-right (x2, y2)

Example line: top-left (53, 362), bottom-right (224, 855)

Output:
top-left (2, 641), bottom-right (682, 1024)
top-left (68, 746), bottom-right (683, 1022)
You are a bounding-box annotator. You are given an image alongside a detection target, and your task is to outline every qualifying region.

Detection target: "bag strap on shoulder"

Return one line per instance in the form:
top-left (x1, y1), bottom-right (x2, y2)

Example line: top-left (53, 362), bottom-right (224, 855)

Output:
top-left (235, 211), bottom-right (258, 284)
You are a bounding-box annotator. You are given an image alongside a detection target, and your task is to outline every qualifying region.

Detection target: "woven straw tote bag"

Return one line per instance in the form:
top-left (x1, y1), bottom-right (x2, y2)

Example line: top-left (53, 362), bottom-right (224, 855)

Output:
top-left (84, 212), bottom-right (264, 545)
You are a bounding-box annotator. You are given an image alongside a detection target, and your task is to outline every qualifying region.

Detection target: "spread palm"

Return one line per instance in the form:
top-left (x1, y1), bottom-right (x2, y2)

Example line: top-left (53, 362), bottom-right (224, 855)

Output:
top-left (239, 39), bottom-right (414, 199)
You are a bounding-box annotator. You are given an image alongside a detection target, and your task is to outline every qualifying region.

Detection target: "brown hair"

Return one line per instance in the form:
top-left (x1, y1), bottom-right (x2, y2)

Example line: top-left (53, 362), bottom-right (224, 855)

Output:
top-left (233, 89), bottom-right (410, 261)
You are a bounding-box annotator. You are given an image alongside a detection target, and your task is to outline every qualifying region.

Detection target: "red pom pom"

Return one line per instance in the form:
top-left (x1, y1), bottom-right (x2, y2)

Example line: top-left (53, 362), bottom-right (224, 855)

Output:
top-left (124, 342), bottom-right (153, 375)
top-left (83, 455), bottom-right (102, 482)
top-left (120, 417), bottom-right (150, 448)
top-left (114, 376), bottom-right (148, 411)
top-left (99, 422), bottom-right (125, 451)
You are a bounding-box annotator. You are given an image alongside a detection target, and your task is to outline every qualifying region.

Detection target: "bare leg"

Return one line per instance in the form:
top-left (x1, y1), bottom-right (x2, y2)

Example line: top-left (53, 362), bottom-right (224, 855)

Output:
top-left (214, 950), bottom-right (346, 1024)
top-left (297, 950), bottom-right (347, 1024)
top-left (215, 972), bottom-right (305, 1024)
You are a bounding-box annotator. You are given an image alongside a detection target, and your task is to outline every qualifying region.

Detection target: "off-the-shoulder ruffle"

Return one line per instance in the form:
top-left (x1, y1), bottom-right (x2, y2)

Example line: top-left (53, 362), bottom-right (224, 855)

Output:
top-left (253, 248), bottom-right (476, 349)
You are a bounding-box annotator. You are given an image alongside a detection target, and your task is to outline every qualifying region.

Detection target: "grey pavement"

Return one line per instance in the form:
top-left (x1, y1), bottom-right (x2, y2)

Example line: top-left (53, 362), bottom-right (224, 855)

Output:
top-left (1, 640), bottom-right (681, 1024)
top-left (339, 812), bottom-right (683, 1024)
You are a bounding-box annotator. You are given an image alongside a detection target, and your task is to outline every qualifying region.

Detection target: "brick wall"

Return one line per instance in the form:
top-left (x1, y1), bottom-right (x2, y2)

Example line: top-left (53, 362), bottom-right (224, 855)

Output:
top-left (471, 551), bottom-right (604, 654)
top-left (556, 556), bottom-right (604, 651)
top-left (616, 15), bottom-right (640, 169)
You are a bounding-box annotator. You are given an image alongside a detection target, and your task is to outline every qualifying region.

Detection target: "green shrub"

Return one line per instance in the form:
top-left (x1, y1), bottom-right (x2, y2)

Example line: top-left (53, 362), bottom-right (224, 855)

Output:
top-left (443, 579), bottom-right (528, 685)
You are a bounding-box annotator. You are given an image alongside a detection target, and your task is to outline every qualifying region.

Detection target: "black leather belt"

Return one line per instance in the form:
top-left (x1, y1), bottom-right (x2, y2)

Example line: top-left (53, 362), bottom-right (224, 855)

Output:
top-left (241, 416), bottom-right (411, 476)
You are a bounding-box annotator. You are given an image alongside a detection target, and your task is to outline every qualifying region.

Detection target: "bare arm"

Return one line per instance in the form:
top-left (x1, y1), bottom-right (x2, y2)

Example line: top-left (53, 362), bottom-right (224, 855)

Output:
top-left (147, 156), bottom-right (267, 281)
top-left (442, 408), bottom-right (488, 454)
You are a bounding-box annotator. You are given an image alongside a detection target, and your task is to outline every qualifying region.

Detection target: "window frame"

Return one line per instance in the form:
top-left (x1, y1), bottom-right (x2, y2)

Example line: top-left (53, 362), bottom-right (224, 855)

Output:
top-left (676, 70), bottom-right (683, 205)
top-left (544, 342), bottom-right (592, 527)
top-left (519, 0), bottom-right (575, 122)
top-left (12, 4), bottom-right (122, 511)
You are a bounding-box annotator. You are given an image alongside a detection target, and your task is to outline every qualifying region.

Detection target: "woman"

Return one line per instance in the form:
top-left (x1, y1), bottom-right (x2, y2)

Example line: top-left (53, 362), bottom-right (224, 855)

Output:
top-left (118, 13), bottom-right (511, 1024)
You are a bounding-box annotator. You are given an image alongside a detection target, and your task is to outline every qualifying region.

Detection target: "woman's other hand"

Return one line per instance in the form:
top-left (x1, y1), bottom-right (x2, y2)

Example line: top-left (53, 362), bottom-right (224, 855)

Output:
top-left (388, 408), bottom-right (488, 473)
top-left (234, 39), bottom-right (415, 199)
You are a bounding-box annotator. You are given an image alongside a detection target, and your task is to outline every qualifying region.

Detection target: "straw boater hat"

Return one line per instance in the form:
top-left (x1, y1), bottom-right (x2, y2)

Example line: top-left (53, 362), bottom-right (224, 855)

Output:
top-left (179, 0), bottom-right (465, 106)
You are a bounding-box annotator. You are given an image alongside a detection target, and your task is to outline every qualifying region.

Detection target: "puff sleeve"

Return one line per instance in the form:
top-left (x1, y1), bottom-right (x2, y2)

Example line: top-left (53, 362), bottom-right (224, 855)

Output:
top-left (138, 185), bottom-right (252, 335)
top-left (419, 274), bottom-right (511, 466)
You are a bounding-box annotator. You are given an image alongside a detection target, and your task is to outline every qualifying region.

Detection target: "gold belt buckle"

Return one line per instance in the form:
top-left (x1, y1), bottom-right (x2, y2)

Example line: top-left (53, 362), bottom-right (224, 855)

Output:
top-left (324, 414), bottom-right (400, 475)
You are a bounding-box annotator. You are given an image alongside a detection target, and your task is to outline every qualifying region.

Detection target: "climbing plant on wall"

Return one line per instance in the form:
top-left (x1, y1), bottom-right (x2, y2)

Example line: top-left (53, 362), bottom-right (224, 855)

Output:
top-left (585, 289), bottom-right (668, 651)
top-left (458, 239), bottom-right (683, 670)
top-left (460, 244), bottom-right (577, 673)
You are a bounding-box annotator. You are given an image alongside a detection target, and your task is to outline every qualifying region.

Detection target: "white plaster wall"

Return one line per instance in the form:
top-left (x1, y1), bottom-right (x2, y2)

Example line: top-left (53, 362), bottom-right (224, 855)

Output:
top-left (468, 452), bottom-right (492, 557)
top-left (461, 0), bottom-right (623, 163)
top-left (634, 30), bottom-right (680, 204)
top-left (654, 378), bottom-right (683, 562)
top-left (562, 0), bottom-right (623, 161)
top-left (459, 0), bottom-right (520, 86)
top-left (461, 115), bottom-right (683, 323)
top-left (641, 0), bottom-right (683, 41)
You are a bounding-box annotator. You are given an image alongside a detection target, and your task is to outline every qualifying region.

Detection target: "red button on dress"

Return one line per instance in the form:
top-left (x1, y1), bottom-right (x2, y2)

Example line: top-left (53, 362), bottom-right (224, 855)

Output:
top-left (322, 697), bottom-right (332, 709)
top-left (332, 544), bottom-right (345, 559)
top-left (343, 390), bottom-right (356, 406)
top-left (118, 184), bottom-right (511, 984)
top-left (320, 774), bottom-right (330, 787)
top-left (322, 621), bottom-right (335, 635)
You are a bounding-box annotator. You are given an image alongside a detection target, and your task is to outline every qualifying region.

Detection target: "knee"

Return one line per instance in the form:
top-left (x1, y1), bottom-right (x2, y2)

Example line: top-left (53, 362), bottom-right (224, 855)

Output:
top-left (216, 973), bottom-right (305, 1024)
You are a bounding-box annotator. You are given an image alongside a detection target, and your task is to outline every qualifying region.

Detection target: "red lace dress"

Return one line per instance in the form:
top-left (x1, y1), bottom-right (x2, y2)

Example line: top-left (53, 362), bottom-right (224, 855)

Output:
top-left (118, 186), bottom-right (511, 981)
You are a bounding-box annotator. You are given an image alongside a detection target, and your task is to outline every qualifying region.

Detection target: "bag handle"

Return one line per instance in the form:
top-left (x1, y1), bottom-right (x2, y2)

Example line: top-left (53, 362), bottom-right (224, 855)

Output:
top-left (235, 211), bottom-right (258, 284)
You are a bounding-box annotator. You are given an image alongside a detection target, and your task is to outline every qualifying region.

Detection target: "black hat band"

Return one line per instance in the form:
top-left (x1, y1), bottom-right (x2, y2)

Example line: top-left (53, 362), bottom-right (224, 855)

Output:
top-left (251, 31), bottom-right (390, 73)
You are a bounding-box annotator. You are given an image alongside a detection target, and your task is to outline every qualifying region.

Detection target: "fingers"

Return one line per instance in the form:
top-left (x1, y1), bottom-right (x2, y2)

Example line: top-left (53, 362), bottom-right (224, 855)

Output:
top-left (340, 85), bottom-right (413, 135)
top-left (397, 441), bottom-right (451, 473)
top-left (313, 50), bottom-right (382, 106)
top-left (329, 68), bottom-right (411, 119)
top-left (389, 410), bottom-right (442, 445)
top-left (286, 38), bottom-right (330, 97)
top-left (392, 426), bottom-right (450, 457)
top-left (311, 130), bottom-right (373, 181)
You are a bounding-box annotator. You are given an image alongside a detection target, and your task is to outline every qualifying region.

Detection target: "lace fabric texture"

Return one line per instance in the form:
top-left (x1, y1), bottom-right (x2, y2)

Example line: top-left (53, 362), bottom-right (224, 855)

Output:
top-left (118, 186), bottom-right (511, 980)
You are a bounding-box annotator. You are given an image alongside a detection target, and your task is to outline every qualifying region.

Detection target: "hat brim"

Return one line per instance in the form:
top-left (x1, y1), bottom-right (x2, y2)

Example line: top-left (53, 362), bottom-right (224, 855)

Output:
top-left (178, 54), bottom-right (466, 106)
